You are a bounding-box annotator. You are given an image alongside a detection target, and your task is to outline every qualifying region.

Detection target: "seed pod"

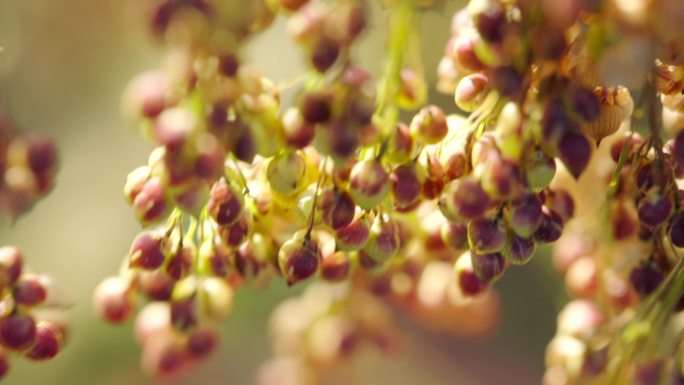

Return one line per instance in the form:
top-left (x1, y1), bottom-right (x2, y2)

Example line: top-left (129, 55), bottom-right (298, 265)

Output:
top-left (556, 131), bottom-right (592, 180)
top-left (133, 177), bottom-right (170, 224)
top-left (321, 251), bottom-right (351, 282)
top-left (630, 263), bottom-right (664, 296)
top-left (208, 177), bottom-right (244, 226)
top-left (385, 123), bottom-right (415, 164)
top-left (441, 222), bottom-right (469, 251)
top-left (455, 73), bottom-right (489, 112)
top-left (186, 328), bottom-right (219, 359)
top-left (453, 251), bottom-right (487, 297)
top-left (0, 247), bottom-right (23, 286)
top-left (93, 276), bottom-right (135, 324)
top-left (335, 214), bottom-right (371, 251)
top-left (13, 276), bottom-right (48, 307)
top-left (390, 162), bottom-right (425, 210)
top-left (637, 187), bottom-right (673, 227)
top-left (438, 177), bottom-right (491, 222)
top-left (0, 313), bottom-right (36, 350)
top-left (669, 213), bottom-right (684, 247)
top-left (508, 193), bottom-right (543, 238)
top-left (267, 151), bottom-right (308, 197)
top-left (318, 187), bottom-right (356, 230)
top-left (25, 322), bottom-right (63, 361)
top-left (349, 160), bottom-right (390, 209)
top-left (534, 207), bottom-right (564, 243)
top-left (410, 105), bottom-right (448, 144)
top-left (467, 217), bottom-right (507, 253)
top-left (200, 277), bottom-right (234, 320)
top-left (278, 236), bottom-right (321, 285)
top-left (129, 231), bottom-right (166, 270)
top-left (502, 234), bottom-right (536, 265)
top-left (470, 252), bottom-right (506, 284)
top-left (363, 215), bottom-right (400, 264)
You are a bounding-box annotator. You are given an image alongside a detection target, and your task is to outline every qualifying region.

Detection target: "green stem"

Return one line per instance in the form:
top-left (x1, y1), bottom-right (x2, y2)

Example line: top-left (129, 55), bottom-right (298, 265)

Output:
top-left (375, 0), bottom-right (415, 137)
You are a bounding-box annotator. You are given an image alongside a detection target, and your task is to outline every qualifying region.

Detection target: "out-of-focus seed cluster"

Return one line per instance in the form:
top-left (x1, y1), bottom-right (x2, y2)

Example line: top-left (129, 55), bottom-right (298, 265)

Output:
top-left (96, 0), bottom-right (684, 382)
top-left (0, 111), bottom-right (58, 219)
top-left (0, 246), bottom-right (70, 381)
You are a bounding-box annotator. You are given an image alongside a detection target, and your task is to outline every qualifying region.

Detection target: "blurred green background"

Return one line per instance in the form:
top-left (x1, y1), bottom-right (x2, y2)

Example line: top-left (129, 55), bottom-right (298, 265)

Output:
top-left (0, 1), bottom-right (565, 384)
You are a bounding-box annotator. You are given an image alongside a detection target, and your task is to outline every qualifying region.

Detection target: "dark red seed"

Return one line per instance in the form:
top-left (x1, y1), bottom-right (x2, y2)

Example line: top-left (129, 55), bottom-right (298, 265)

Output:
top-left (25, 322), bottom-right (62, 361)
top-left (129, 232), bottom-right (166, 270)
top-left (0, 313), bottom-right (37, 351)
top-left (311, 38), bottom-right (340, 72)
top-left (13, 277), bottom-right (47, 307)
top-left (471, 252), bottom-right (506, 283)
top-left (557, 131), bottom-right (592, 179)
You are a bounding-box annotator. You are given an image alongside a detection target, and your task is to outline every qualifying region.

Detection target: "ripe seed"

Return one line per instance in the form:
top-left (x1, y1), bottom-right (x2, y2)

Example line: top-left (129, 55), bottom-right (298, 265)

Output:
top-left (335, 215), bottom-right (371, 251)
top-left (0, 313), bottom-right (37, 351)
top-left (93, 276), bottom-right (135, 324)
top-left (129, 231), bottom-right (166, 270)
top-left (409, 105), bottom-right (449, 144)
top-left (208, 177), bottom-right (244, 226)
top-left (25, 322), bottom-right (63, 361)
top-left (13, 276), bottom-right (47, 307)
top-left (187, 329), bottom-right (218, 359)
top-left (467, 217), bottom-right (507, 253)
top-left (278, 237), bottom-right (321, 285)
top-left (470, 252), bottom-right (506, 283)
top-left (349, 160), bottom-right (390, 210)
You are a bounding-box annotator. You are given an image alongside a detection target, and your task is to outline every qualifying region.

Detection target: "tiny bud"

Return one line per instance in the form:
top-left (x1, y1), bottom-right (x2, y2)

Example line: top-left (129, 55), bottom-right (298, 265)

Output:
top-left (13, 276), bottom-right (48, 307)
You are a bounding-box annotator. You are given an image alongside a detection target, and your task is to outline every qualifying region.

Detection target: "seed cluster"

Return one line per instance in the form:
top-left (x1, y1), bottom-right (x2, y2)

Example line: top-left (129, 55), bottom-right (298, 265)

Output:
top-left (0, 112), bottom-right (58, 219)
top-left (0, 247), bottom-right (70, 381)
top-left (95, 0), bottom-right (684, 382)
